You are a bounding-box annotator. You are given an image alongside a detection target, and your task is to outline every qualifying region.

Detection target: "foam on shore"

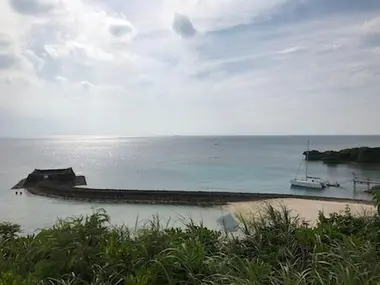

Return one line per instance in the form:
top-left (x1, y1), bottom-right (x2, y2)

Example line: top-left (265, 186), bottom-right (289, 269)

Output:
top-left (225, 198), bottom-right (376, 226)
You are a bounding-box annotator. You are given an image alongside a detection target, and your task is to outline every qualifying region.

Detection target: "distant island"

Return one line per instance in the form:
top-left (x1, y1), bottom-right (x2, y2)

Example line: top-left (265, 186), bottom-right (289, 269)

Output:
top-left (304, 147), bottom-right (380, 164)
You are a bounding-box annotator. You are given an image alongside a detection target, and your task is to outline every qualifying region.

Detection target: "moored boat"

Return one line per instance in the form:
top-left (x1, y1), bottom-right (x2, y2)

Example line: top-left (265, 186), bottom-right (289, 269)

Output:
top-left (290, 140), bottom-right (327, 190)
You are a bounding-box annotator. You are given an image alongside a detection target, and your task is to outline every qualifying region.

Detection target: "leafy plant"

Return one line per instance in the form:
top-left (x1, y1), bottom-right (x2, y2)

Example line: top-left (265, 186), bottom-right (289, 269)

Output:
top-left (0, 205), bottom-right (380, 284)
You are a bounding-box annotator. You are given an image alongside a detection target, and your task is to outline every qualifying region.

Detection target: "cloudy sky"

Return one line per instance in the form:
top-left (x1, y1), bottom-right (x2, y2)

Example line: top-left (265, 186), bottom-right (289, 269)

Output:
top-left (0, 0), bottom-right (379, 137)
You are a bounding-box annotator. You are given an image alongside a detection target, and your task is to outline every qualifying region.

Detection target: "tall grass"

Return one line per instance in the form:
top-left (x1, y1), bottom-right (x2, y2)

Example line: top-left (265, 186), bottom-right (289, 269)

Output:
top-left (1, 200), bottom-right (380, 284)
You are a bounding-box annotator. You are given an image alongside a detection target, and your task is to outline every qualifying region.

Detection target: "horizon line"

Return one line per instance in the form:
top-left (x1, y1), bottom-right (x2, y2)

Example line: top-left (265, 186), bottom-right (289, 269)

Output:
top-left (1, 134), bottom-right (380, 139)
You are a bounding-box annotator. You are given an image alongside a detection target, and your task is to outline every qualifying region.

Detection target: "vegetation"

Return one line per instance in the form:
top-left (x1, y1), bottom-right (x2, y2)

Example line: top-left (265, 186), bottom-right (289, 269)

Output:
top-left (1, 195), bottom-right (380, 284)
top-left (305, 147), bottom-right (380, 163)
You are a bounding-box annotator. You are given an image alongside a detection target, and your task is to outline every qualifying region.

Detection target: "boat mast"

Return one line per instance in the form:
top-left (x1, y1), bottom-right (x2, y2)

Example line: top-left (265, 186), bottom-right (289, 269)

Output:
top-left (305, 140), bottom-right (310, 178)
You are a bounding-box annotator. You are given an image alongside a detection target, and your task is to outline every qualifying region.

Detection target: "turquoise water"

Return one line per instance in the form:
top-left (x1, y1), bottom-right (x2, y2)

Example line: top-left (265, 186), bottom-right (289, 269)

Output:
top-left (1, 136), bottom-right (380, 232)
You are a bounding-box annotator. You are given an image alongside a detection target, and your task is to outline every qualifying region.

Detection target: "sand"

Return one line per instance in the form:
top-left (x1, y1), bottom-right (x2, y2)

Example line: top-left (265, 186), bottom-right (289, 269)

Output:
top-left (225, 198), bottom-right (376, 226)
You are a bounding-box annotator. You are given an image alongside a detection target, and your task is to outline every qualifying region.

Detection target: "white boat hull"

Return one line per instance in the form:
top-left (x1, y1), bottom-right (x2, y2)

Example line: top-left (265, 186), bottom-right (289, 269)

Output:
top-left (291, 140), bottom-right (328, 190)
top-left (290, 178), bottom-right (325, 189)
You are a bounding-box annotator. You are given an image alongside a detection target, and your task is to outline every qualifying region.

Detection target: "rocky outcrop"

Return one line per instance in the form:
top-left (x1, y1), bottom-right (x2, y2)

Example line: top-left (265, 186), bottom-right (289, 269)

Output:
top-left (304, 147), bottom-right (380, 164)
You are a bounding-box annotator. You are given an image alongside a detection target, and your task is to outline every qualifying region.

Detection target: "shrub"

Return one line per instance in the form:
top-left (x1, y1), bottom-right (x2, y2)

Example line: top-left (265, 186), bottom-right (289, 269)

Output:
top-left (1, 205), bottom-right (380, 284)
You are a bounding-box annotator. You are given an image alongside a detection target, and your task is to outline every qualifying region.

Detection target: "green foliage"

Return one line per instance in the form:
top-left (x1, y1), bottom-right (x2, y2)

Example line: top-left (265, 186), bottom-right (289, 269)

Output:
top-left (372, 189), bottom-right (380, 215)
top-left (1, 205), bottom-right (380, 284)
top-left (0, 222), bottom-right (21, 240)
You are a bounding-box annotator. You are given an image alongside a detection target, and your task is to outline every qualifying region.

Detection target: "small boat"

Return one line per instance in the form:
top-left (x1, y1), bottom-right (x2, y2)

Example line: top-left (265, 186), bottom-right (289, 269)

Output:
top-left (326, 181), bottom-right (340, 187)
top-left (290, 177), bottom-right (326, 189)
top-left (290, 140), bottom-right (327, 189)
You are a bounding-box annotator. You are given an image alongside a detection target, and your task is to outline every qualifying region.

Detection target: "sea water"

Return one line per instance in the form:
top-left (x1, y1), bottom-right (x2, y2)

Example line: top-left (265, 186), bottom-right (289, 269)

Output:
top-left (1, 136), bottom-right (380, 232)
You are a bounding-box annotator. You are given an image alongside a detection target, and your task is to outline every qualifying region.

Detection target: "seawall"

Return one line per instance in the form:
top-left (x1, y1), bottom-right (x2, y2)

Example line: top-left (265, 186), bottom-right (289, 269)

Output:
top-left (25, 182), bottom-right (374, 206)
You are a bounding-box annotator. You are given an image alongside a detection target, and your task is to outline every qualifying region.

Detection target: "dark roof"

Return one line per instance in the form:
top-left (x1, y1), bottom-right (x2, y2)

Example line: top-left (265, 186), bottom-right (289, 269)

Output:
top-left (30, 168), bottom-right (75, 176)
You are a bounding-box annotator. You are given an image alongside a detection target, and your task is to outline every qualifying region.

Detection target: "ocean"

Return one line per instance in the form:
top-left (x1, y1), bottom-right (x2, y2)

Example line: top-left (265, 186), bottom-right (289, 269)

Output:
top-left (1, 136), bottom-right (380, 233)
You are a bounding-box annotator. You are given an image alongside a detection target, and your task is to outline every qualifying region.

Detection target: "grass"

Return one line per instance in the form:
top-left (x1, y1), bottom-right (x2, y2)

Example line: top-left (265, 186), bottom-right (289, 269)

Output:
top-left (1, 196), bottom-right (380, 284)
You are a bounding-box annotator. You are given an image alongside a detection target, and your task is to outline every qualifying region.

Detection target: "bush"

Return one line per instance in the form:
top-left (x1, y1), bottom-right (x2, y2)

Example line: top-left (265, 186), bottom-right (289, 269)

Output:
top-left (1, 204), bottom-right (380, 284)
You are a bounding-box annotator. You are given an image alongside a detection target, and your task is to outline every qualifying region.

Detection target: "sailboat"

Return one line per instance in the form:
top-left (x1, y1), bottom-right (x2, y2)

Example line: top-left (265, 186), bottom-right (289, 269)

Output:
top-left (290, 140), bottom-right (327, 189)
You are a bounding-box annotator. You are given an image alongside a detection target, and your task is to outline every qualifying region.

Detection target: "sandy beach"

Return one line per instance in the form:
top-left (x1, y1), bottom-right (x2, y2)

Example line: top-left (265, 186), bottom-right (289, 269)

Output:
top-left (225, 198), bottom-right (376, 225)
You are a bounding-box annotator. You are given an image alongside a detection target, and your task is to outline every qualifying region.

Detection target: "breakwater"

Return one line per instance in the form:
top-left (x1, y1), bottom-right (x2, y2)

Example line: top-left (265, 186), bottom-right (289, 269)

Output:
top-left (25, 182), bottom-right (374, 206)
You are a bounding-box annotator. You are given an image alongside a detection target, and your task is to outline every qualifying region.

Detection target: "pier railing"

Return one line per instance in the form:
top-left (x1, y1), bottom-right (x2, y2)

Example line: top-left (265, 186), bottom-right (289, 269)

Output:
top-left (352, 172), bottom-right (380, 193)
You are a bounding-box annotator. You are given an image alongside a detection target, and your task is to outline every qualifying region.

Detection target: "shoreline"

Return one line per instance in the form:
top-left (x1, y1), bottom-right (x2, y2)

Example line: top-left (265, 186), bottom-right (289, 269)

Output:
top-left (226, 198), bottom-right (376, 226)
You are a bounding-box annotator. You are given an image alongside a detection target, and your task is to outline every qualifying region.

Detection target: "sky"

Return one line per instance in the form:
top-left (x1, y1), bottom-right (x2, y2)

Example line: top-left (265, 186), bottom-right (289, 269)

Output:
top-left (0, 0), bottom-right (380, 137)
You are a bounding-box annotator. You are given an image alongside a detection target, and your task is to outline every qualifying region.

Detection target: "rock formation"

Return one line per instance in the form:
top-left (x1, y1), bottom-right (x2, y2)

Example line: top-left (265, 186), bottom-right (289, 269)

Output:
top-left (304, 147), bottom-right (380, 164)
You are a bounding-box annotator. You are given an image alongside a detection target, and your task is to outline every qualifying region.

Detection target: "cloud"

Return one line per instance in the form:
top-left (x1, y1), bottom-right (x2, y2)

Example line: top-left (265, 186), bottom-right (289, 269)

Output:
top-left (0, 53), bottom-right (17, 69)
top-left (44, 42), bottom-right (114, 61)
top-left (262, 0), bottom-right (380, 25)
top-left (0, 34), bottom-right (12, 48)
top-left (0, 0), bottom-right (380, 136)
top-left (109, 24), bottom-right (132, 37)
top-left (16, 1), bottom-right (139, 84)
top-left (54, 76), bottom-right (68, 84)
top-left (361, 16), bottom-right (380, 47)
top-left (362, 16), bottom-right (380, 33)
top-left (172, 13), bottom-right (197, 38)
top-left (276, 46), bottom-right (307, 54)
top-left (9, 0), bottom-right (57, 15)
top-left (80, 80), bottom-right (96, 90)
top-left (104, 14), bottom-right (135, 39)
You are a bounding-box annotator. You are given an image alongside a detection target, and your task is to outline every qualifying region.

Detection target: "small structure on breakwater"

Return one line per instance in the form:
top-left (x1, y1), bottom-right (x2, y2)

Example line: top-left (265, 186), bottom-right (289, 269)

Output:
top-left (25, 168), bottom-right (76, 187)
top-left (12, 168), bottom-right (87, 190)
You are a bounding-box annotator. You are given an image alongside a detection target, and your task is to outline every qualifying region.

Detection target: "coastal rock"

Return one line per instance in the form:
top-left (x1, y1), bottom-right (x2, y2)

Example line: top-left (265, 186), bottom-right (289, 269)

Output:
top-left (303, 147), bottom-right (380, 164)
